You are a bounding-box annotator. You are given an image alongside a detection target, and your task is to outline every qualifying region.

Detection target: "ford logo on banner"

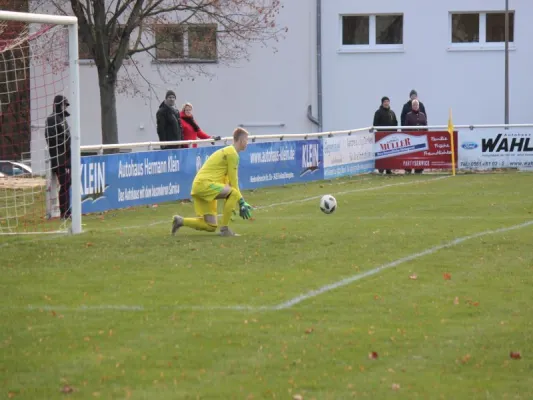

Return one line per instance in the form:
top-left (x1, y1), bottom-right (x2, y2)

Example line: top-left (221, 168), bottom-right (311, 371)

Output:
top-left (461, 141), bottom-right (478, 150)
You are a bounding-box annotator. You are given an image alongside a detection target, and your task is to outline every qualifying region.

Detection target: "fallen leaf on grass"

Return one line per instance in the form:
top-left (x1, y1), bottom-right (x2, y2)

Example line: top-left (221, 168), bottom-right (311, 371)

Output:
top-left (86, 242), bottom-right (94, 248)
top-left (368, 351), bottom-right (378, 360)
top-left (8, 392), bottom-right (17, 398)
top-left (510, 351), bottom-right (522, 360)
top-left (453, 297), bottom-right (460, 305)
top-left (60, 385), bottom-right (74, 393)
top-left (409, 274), bottom-right (418, 280)
top-left (392, 383), bottom-right (400, 391)
top-left (293, 395), bottom-right (303, 400)
top-left (443, 273), bottom-right (452, 280)
top-left (305, 327), bottom-right (314, 334)
top-left (459, 354), bottom-right (471, 364)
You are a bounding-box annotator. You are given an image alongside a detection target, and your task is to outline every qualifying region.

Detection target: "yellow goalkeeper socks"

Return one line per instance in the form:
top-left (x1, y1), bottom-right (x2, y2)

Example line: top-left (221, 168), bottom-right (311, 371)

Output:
top-left (183, 217), bottom-right (216, 232)
top-left (222, 190), bottom-right (240, 226)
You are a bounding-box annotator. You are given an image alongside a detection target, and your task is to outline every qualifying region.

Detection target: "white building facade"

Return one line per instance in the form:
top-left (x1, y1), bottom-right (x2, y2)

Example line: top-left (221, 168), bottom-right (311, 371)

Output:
top-left (44, 0), bottom-right (533, 145)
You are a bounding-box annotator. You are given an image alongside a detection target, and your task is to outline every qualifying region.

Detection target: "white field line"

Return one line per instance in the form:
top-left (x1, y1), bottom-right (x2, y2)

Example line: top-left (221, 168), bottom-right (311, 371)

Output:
top-left (0, 175), bottom-right (448, 245)
top-left (273, 215), bottom-right (528, 220)
top-left (13, 219), bottom-right (533, 314)
top-left (272, 220), bottom-right (533, 310)
top-left (102, 176), bottom-right (450, 231)
top-left (252, 176), bottom-right (450, 211)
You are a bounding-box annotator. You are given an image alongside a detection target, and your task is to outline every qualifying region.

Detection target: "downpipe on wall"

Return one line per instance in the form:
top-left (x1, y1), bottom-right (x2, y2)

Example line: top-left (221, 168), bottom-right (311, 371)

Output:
top-left (307, 0), bottom-right (322, 131)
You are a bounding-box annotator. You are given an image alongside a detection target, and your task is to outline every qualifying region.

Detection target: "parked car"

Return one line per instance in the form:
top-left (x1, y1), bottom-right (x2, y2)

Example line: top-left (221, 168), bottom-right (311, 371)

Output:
top-left (0, 161), bottom-right (33, 177)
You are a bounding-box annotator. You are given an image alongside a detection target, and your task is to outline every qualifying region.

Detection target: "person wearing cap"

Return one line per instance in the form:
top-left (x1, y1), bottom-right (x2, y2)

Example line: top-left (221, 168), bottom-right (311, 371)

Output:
top-left (45, 94), bottom-right (71, 219)
top-left (373, 96), bottom-right (398, 175)
top-left (156, 90), bottom-right (183, 150)
top-left (400, 89), bottom-right (427, 127)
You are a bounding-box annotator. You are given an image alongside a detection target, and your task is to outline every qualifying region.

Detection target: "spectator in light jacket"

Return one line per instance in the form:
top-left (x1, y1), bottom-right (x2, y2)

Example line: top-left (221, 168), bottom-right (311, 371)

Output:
top-left (401, 89), bottom-right (427, 127)
top-left (373, 96), bottom-right (398, 175)
top-left (156, 90), bottom-right (183, 149)
top-left (404, 99), bottom-right (427, 174)
top-left (180, 103), bottom-right (220, 148)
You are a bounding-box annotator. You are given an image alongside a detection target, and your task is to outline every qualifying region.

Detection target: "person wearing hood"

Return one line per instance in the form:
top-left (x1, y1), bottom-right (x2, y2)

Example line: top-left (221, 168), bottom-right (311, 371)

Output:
top-left (180, 102), bottom-right (221, 148)
top-left (373, 96), bottom-right (398, 175)
top-left (45, 94), bottom-right (71, 219)
top-left (400, 89), bottom-right (427, 127)
top-left (156, 90), bottom-right (183, 149)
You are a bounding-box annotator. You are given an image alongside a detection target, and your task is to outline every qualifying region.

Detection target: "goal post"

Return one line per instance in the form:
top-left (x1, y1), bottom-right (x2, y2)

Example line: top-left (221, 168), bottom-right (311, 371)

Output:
top-left (0, 10), bottom-right (81, 234)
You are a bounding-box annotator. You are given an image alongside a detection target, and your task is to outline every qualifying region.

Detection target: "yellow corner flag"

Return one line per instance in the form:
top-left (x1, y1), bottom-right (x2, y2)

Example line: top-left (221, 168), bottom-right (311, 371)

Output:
top-left (448, 108), bottom-right (456, 176)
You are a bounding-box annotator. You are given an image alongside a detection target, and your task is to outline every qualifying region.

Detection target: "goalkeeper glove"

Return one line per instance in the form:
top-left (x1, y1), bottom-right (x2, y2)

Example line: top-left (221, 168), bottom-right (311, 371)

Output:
top-left (238, 198), bottom-right (253, 220)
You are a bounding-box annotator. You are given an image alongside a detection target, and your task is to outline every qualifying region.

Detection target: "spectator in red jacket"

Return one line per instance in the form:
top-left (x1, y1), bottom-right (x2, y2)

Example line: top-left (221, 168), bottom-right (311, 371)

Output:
top-left (179, 103), bottom-right (221, 148)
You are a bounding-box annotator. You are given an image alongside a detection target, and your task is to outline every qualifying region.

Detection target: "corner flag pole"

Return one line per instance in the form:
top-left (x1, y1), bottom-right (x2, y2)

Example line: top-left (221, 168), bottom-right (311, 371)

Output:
top-left (448, 108), bottom-right (456, 176)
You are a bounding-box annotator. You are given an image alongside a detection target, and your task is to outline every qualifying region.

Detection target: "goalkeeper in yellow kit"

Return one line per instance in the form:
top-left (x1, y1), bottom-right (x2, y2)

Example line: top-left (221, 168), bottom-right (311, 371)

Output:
top-left (171, 127), bottom-right (253, 237)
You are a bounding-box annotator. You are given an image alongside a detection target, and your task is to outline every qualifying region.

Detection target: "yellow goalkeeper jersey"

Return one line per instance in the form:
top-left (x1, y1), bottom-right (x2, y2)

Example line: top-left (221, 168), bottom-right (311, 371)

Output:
top-left (193, 145), bottom-right (241, 196)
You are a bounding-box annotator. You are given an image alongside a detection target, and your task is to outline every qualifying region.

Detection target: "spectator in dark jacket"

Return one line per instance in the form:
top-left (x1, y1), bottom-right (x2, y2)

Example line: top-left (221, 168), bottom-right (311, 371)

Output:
top-left (404, 99), bottom-right (427, 174)
top-left (401, 89), bottom-right (427, 127)
top-left (45, 94), bottom-right (71, 219)
top-left (156, 90), bottom-right (183, 149)
top-left (373, 96), bottom-right (398, 175)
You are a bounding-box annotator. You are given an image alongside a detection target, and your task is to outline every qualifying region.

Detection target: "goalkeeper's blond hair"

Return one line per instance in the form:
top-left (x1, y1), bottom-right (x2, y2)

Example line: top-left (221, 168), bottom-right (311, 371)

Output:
top-left (233, 127), bottom-right (249, 142)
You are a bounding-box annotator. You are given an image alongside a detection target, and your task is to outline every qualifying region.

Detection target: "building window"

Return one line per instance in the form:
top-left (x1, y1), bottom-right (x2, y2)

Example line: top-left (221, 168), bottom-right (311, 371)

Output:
top-left (450, 11), bottom-right (514, 50)
top-left (486, 12), bottom-right (514, 42)
top-left (155, 23), bottom-right (217, 62)
top-left (340, 14), bottom-right (403, 52)
top-left (376, 15), bottom-right (403, 45)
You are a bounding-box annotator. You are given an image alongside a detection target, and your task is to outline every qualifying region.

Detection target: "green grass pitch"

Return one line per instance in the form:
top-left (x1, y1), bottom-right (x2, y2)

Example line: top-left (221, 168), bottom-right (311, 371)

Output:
top-left (1, 173), bottom-right (533, 399)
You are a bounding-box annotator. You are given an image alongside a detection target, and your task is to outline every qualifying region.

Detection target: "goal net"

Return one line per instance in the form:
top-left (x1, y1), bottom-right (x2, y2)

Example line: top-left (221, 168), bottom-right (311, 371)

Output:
top-left (0, 11), bottom-right (81, 234)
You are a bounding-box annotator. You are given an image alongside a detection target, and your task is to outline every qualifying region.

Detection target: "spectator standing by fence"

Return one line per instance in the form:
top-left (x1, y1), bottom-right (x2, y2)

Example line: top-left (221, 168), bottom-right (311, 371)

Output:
top-left (180, 103), bottom-right (220, 148)
top-left (156, 90), bottom-right (183, 149)
top-left (404, 99), bottom-right (428, 174)
top-left (373, 96), bottom-right (398, 175)
top-left (401, 89), bottom-right (427, 127)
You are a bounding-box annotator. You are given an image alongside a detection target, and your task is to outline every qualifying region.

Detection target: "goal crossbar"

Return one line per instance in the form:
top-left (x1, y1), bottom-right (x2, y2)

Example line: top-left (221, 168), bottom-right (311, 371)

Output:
top-left (0, 10), bottom-right (77, 25)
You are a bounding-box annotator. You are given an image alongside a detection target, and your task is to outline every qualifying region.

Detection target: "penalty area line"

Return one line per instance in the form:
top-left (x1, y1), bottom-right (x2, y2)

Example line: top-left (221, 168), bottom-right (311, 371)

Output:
top-left (0, 175), bottom-right (448, 243)
top-left (272, 219), bottom-right (533, 310)
top-left (15, 219), bottom-right (533, 314)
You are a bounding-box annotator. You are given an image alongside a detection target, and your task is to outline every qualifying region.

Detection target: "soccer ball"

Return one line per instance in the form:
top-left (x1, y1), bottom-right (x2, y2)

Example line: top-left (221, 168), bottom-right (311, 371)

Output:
top-left (320, 194), bottom-right (337, 214)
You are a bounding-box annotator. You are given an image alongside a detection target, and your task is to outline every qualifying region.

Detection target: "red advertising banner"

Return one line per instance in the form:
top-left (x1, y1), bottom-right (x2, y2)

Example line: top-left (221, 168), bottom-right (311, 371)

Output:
top-left (374, 131), bottom-right (458, 170)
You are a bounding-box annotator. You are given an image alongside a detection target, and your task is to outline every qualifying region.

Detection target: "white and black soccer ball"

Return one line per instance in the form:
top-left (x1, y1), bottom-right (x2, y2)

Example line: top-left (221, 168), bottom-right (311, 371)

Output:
top-left (320, 194), bottom-right (337, 214)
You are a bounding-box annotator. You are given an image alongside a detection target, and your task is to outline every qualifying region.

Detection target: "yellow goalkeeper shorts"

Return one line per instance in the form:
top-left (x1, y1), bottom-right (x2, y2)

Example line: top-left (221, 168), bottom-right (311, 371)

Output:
top-left (191, 181), bottom-right (226, 217)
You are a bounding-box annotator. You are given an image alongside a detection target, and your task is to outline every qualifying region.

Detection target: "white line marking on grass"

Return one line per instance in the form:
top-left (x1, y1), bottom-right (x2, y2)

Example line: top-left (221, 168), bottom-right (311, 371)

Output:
top-left (273, 215), bottom-right (527, 221)
top-left (272, 219), bottom-right (533, 310)
top-left (103, 176), bottom-right (449, 231)
top-left (15, 219), bottom-right (533, 314)
top-left (18, 304), bottom-right (264, 312)
top-left (252, 176), bottom-right (450, 211)
top-left (0, 176), bottom-right (447, 248)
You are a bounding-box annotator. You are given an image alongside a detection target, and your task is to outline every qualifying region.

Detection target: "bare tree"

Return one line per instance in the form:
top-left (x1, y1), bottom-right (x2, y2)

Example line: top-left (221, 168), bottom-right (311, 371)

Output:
top-left (31, 0), bottom-right (285, 146)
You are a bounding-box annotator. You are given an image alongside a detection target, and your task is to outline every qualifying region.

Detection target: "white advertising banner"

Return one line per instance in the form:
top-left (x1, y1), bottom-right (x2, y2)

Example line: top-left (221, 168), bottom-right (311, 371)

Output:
top-left (458, 128), bottom-right (533, 170)
top-left (322, 132), bottom-right (375, 178)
